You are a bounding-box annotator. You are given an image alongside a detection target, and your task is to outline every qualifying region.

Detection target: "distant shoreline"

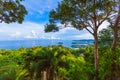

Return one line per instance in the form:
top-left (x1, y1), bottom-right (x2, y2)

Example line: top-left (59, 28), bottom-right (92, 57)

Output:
top-left (0, 39), bottom-right (94, 50)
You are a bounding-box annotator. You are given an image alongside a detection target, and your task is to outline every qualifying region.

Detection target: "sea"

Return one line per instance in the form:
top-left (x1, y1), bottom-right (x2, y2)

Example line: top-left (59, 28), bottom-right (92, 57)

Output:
top-left (0, 39), bottom-right (94, 50)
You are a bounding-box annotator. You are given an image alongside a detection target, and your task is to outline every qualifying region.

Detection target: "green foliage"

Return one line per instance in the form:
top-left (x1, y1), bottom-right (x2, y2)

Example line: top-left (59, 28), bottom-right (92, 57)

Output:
top-left (0, 46), bottom-right (120, 79)
top-left (44, 23), bottom-right (59, 32)
top-left (99, 47), bottom-right (120, 80)
top-left (66, 56), bottom-right (87, 80)
top-left (22, 46), bottom-right (72, 79)
top-left (0, 64), bottom-right (29, 80)
top-left (83, 46), bottom-right (95, 80)
top-left (0, 0), bottom-right (27, 23)
top-left (98, 27), bottom-right (113, 46)
top-left (45, 0), bottom-right (117, 32)
top-left (71, 48), bottom-right (86, 56)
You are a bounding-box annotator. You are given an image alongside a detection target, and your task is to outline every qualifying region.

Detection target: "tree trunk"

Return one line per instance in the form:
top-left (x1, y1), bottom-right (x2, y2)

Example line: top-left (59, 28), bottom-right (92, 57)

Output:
top-left (110, 2), bottom-right (120, 79)
top-left (112, 28), bottom-right (118, 50)
top-left (111, 1), bottom-right (120, 50)
top-left (94, 31), bottom-right (99, 80)
top-left (111, 61), bottom-right (116, 80)
top-left (49, 68), bottom-right (54, 80)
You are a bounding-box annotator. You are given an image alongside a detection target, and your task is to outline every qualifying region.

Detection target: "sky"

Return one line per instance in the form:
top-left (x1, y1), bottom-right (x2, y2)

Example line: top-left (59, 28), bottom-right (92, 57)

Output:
top-left (0, 0), bottom-right (109, 40)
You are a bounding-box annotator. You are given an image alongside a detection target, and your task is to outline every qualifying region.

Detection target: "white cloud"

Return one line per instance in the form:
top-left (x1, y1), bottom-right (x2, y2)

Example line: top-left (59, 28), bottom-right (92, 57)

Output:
top-left (12, 0), bottom-right (109, 40)
top-left (74, 33), bottom-right (93, 39)
top-left (0, 22), bottom-right (44, 40)
top-left (0, 20), bottom-right (110, 40)
top-left (24, 35), bottom-right (33, 39)
top-left (10, 31), bottom-right (21, 38)
top-left (31, 30), bottom-right (38, 38)
top-left (24, 30), bottom-right (38, 39)
top-left (98, 21), bottom-right (110, 31)
top-left (0, 29), bottom-right (4, 33)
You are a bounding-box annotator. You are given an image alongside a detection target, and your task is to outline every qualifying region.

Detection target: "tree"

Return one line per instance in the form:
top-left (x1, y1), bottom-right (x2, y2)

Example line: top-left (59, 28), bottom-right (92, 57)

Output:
top-left (105, 1), bottom-right (120, 79)
top-left (108, 0), bottom-right (120, 50)
top-left (45, 0), bottom-right (117, 79)
top-left (0, 0), bottom-right (27, 23)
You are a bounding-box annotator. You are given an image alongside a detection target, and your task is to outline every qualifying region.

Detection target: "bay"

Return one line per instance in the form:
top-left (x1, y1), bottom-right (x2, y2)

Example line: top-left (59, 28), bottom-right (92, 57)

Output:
top-left (0, 39), bottom-right (94, 49)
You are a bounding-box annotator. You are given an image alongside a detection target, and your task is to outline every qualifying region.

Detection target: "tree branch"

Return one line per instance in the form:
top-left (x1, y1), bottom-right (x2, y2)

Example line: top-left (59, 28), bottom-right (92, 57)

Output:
top-left (0, 15), bottom-right (3, 23)
top-left (98, 11), bottom-right (111, 27)
top-left (86, 21), bottom-right (94, 30)
top-left (79, 20), bottom-right (94, 35)
top-left (84, 26), bottom-right (94, 35)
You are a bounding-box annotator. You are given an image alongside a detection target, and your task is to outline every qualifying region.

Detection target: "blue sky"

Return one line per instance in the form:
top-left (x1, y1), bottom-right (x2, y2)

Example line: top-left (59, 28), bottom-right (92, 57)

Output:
top-left (0, 0), bottom-right (108, 40)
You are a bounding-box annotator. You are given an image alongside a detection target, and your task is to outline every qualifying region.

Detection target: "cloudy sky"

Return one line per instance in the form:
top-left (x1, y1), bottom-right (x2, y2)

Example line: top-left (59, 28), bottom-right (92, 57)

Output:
top-left (0, 0), bottom-right (109, 40)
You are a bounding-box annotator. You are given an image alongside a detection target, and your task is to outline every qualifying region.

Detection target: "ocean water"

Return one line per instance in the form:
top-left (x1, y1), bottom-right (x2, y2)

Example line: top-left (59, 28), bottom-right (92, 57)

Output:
top-left (0, 39), bottom-right (94, 50)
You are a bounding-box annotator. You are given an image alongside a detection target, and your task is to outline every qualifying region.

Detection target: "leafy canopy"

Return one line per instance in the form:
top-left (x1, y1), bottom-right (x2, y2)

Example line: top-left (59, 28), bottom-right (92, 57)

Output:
top-left (45, 0), bottom-right (117, 33)
top-left (44, 23), bottom-right (59, 32)
top-left (0, 0), bottom-right (27, 23)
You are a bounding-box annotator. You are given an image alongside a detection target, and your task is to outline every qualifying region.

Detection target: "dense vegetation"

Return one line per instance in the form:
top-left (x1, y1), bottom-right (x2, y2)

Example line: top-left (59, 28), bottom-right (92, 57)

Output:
top-left (0, 46), bottom-right (120, 80)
